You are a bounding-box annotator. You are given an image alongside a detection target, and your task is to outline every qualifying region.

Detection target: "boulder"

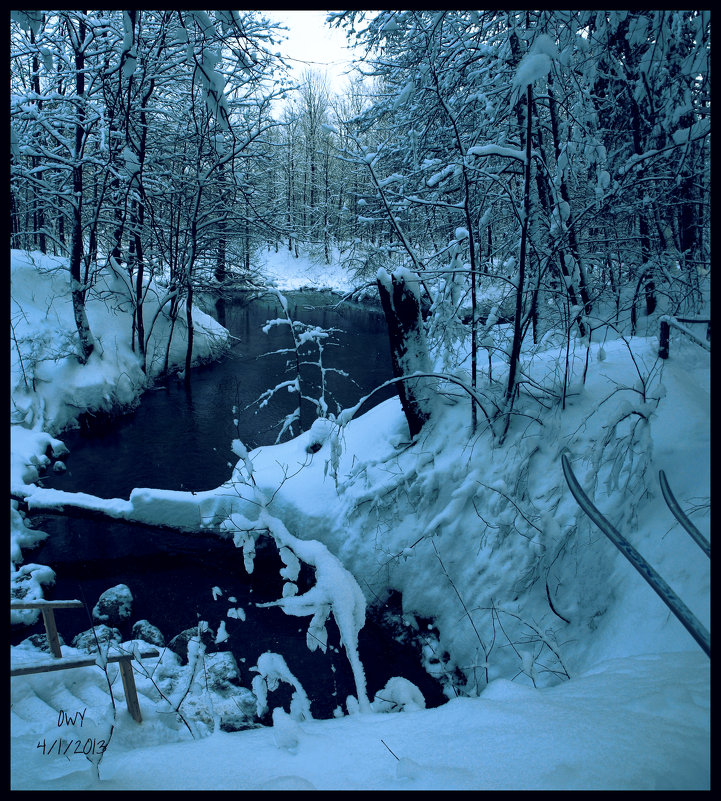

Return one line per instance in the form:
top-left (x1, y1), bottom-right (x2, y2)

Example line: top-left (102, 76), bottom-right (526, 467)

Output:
top-left (92, 584), bottom-right (133, 626)
top-left (217, 688), bottom-right (259, 732)
top-left (19, 632), bottom-right (66, 654)
top-left (168, 625), bottom-right (215, 664)
top-left (203, 652), bottom-right (242, 695)
top-left (72, 624), bottom-right (122, 652)
top-left (131, 619), bottom-right (165, 647)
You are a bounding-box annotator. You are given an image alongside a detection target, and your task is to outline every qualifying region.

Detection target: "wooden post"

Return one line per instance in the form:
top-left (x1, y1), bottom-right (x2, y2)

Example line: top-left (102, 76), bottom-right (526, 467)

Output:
top-left (659, 318), bottom-right (670, 359)
top-left (118, 657), bottom-right (143, 723)
top-left (40, 607), bottom-right (63, 658)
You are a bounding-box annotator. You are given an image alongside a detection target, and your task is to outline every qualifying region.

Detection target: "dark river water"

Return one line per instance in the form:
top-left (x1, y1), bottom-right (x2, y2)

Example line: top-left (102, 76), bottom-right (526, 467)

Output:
top-left (44, 290), bottom-right (398, 498)
top-left (14, 290), bottom-right (447, 719)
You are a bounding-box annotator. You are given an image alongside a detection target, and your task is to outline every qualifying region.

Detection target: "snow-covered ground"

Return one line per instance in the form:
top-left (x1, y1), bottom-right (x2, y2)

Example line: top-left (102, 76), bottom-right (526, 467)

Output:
top-left (260, 243), bottom-right (360, 294)
top-left (10, 246), bottom-right (710, 789)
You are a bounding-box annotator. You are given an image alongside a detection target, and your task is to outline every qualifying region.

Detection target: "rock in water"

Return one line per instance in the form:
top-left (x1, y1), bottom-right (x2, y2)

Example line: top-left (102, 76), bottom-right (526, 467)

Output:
top-left (131, 619), bottom-right (165, 647)
top-left (92, 583), bottom-right (133, 626)
top-left (168, 625), bottom-right (215, 664)
top-left (72, 624), bottom-right (122, 652)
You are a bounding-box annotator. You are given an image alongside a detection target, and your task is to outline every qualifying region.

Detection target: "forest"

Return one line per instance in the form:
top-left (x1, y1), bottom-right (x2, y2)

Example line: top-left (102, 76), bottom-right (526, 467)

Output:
top-left (11, 10), bottom-right (709, 383)
top-left (10, 10), bottom-right (710, 791)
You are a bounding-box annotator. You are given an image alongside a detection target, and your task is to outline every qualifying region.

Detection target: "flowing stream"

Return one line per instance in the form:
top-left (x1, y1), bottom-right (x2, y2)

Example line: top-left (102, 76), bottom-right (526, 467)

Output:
top-left (13, 290), bottom-right (448, 719)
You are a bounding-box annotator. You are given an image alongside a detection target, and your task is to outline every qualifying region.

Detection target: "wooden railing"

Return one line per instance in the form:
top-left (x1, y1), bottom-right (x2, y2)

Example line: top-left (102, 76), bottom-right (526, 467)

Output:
top-left (658, 316), bottom-right (711, 359)
top-left (10, 600), bottom-right (159, 723)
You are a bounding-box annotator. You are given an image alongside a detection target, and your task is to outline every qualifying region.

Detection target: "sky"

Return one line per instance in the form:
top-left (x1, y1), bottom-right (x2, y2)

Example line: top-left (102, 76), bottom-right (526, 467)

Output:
top-left (265, 10), bottom-right (360, 93)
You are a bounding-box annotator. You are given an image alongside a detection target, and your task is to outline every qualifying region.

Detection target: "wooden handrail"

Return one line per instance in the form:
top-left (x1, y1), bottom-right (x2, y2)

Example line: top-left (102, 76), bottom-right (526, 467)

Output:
top-left (11, 600), bottom-right (84, 609)
top-left (562, 454), bottom-right (710, 657)
top-left (11, 600), bottom-right (84, 658)
top-left (10, 599), bottom-right (160, 723)
top-left (10, 648), bottom-right (160, 677)
top-left (659, 315), bottom-right (711, 359)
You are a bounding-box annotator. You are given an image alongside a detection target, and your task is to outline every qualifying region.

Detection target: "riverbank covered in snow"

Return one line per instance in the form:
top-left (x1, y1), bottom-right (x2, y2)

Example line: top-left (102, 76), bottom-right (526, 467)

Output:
top-left (11, 247), bottom-right (710, 789)
top-left (10, 249), bottom-right (229, 611)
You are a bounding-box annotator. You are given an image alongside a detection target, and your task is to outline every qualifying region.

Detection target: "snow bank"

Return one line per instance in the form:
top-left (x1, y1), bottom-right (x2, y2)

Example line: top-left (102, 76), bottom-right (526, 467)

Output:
top-left (259, 244), bottom-right (357, 294)
top-left (10, 249), bottom-right (228, 438)
top-left (10, 249), bottom-right (230, 573)
top-left (242, 334), bottom-right (709, 690)
top-left (11, 650), bottom-right (708, 790)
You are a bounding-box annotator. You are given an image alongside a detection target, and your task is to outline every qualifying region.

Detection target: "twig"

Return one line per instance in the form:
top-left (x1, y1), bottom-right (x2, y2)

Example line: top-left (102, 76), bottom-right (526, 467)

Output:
top-left (545, 579), bottom-right (570, 624)
top-left (432, 540), bottom-right (489, 686)
top-left (381, 739), bottom-right (400, 760)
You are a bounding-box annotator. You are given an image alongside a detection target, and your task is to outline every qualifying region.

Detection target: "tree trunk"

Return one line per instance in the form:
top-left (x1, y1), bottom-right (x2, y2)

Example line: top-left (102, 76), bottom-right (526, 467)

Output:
top-left (621, 32), bottom-right (657, 327)
top-left (134, 229), bottom-right (146, 364)
top-left (216, 161), bottom-right (227, 283)
top-left (30, 26), bottom-right (46, 254)
top-left (547, 78), bottom-right (590, 334)
top-left (10, 173), bottom-right (20, 248)
top-left (504, 83), bottom-right (533, 432)
top-left (162, 295), bottom-right (179, 376)
top-left (377, 268), bottom-right (433, 438)
top-left (184, 281), bottom-right (194, 387)
top-left (69, 13), bottom-right (94, 364)
top-left (216, 235), bottom-right (226, 283)
top-left (132, 76), bottom-right (153, 367)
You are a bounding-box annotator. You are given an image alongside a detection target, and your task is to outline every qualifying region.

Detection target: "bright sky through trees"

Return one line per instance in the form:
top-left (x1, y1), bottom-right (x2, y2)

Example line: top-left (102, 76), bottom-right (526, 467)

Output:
top-left (266, 10), bottom-right (357, 91)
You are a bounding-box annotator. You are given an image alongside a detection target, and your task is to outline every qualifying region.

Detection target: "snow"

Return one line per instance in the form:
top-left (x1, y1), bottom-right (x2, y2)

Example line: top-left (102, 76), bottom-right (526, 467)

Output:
top-left (510, 35), bottom-right (560, 109)
top-left (10, 652), bottom-right (710, 790)
top-left (10, 249), bottom-right (228, 460)
top-left (252, 652), bottom-right (312, 722)
top-left (371, 676), bottom-right (426, 713)
top-left (511, 54), bottom-right (552, 95)
top-left (468, 143), bottom-right (526, 162)
top-left (10, 248), bottom-right (710, 789)
top-left (257, 245), bottom-right (357, 294)
top-left (427, 163), bottom-right (455, 187)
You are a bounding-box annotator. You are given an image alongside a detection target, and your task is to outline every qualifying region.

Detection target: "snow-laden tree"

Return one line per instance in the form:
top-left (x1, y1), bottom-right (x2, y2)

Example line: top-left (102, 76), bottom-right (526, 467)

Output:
top-left (275, 69), bottom-right (364, 264)
top-left (106, 10), bottom-right (289, 378)
top-left (11, 10), bottom-right (289, 375)
top-left (329, 10), bottom-right (710, 435)
top-left (11, 11), bottom-right (120, 363)
top-left (578, 11), bottom-right (710, 325)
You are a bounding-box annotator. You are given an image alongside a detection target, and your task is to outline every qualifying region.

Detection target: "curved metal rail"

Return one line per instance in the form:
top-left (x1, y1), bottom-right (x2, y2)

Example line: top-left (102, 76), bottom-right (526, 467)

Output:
top-left (658, 470), bottom-right (710, 558)
top-left (562, 454), bottom-right (710, 658)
